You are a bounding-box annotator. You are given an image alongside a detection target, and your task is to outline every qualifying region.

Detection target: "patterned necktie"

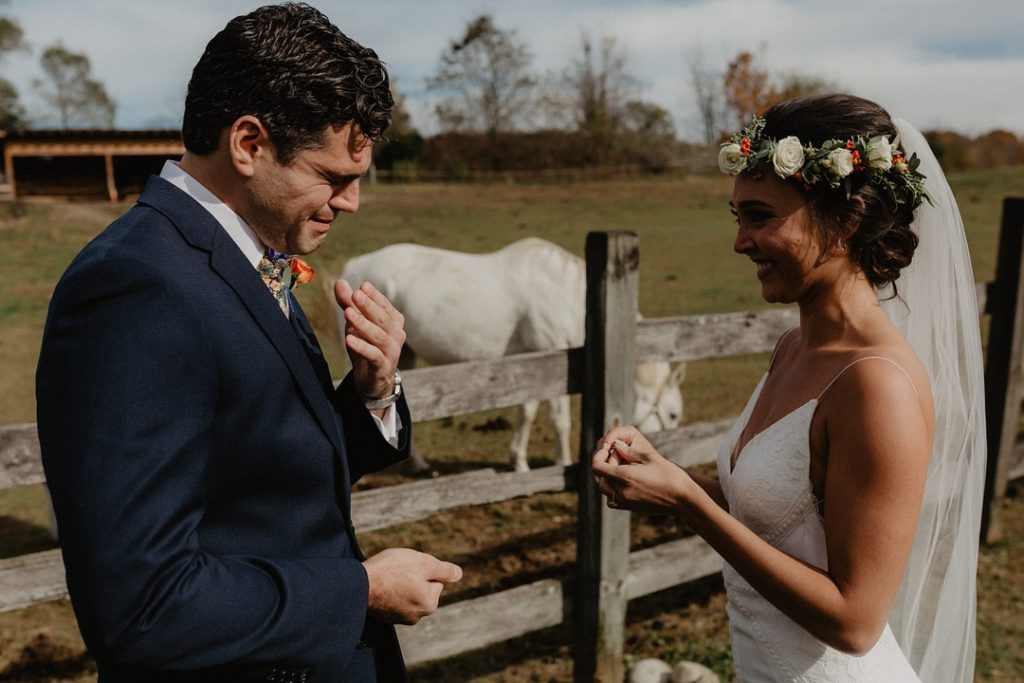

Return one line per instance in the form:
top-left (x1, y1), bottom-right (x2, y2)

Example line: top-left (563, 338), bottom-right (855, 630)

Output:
top-left (257, 248), bottom-right (290, 316)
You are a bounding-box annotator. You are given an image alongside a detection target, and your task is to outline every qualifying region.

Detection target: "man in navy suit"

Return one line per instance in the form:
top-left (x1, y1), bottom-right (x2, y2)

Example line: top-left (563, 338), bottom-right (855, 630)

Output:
top-left (35, 4), bottom-right (461, 681)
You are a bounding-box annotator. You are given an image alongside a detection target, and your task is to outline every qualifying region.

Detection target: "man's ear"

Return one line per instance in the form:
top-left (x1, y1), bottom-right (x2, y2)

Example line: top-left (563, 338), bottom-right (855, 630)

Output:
top-left (227, 115), bottom-right (272, 178)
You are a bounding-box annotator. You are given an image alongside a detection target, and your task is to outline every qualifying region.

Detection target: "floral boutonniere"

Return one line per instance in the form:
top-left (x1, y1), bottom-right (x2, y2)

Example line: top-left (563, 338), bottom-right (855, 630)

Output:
top-left (289, 257), bottom-right (315, 290)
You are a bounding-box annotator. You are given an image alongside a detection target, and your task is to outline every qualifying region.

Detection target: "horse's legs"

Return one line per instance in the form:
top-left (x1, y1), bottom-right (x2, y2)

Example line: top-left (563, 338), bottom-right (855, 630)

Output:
top-left (510, 399), bottom-right (540, 472)
top-left (549, 395), bottom-right (572, 466)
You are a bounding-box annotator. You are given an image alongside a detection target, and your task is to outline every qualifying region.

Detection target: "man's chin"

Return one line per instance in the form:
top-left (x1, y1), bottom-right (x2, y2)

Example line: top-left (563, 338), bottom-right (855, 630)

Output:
top-left (294, 223), bottom-right (331, 254)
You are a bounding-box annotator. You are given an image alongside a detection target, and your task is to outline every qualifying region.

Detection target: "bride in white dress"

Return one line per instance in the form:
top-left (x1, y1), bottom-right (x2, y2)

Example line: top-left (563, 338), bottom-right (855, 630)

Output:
top-left (591, 94), bottom-right (985, 682)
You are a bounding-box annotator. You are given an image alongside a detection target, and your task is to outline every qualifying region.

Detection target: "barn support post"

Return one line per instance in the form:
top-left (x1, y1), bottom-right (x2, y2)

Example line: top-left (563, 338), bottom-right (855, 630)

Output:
top-left (4, 148), bottom-right (15, 198)
top-left (981, 197), bottom-right (1024, 543)
top-left (103, 153), bottom-right (118, 202)
top-left (574, 231), bottom-right (639, 683)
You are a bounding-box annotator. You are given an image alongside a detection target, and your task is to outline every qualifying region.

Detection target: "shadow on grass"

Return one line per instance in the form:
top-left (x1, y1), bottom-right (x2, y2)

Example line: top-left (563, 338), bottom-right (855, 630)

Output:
top-left (0, 634), bottom-right (96, 682)
top-left (0, 516), bottom-right (56, 559)
top-left (357, 455), bottom-right (573, 489)
top-left (409, 621), bottom-right (571, 682)
top-left (411, 570), bottom-right (730, 682)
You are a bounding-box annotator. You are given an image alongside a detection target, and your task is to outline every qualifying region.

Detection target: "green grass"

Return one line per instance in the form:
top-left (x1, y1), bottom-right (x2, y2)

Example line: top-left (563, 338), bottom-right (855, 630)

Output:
top-left (1, 169), bottom-right (1023, 681)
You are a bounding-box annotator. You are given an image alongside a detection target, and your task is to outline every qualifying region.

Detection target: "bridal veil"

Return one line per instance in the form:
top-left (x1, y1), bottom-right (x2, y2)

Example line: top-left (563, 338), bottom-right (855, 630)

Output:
top-left (881, 120), bottom-right (987, 683)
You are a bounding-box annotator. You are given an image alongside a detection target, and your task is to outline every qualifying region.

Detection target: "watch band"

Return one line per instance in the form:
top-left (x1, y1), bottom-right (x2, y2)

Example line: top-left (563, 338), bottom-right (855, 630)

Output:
top-left (361, 369), bottom-right (402, 410)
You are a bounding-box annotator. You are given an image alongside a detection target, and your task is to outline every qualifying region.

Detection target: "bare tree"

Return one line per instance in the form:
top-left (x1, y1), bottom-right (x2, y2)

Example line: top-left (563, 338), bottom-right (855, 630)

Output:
top-left (563, 32), bottom-right (639, 163)
top-left (427, 15), bottom-right (535, 147)
top-left (0, 0), bottom-right (28, 129)
top-left (687, 48), bottom-right (725, 145)
top-left (34, 43), bottom-right (116, 128)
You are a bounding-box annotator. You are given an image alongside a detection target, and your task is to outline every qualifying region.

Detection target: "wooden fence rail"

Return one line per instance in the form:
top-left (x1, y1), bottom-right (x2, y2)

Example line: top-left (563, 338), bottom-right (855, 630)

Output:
top-left (1, 199), bottom-right (1022, 679)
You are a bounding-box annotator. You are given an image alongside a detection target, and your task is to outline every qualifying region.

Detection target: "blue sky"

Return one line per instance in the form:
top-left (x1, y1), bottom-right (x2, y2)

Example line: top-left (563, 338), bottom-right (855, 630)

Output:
top-left (5, 0), bottom-right (1023, 139)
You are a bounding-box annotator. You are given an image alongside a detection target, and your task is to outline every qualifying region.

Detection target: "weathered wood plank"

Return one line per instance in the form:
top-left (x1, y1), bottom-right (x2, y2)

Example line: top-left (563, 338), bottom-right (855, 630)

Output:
top-left (0, 537), bottom-right (729, 634)
top-left (397, 578), bottom-right (564, 666)
top-left (0, 423), bottom-right (45, 489)
top-left (0, 414), bottom-right (732, 529)
top-left (401, 349), bottom-right (583, 422)
top-left (626, 536), bottom-right (723, 600)
top-left (352, 465), bottom-right (574, 531)
top-left (397, 535), bottom-right (722, 667)
top-left (0, 549), bottom-right (67, 613)
top-left (401, 309), bottom-right (796, 423)
top-left (650, 418), bottom-right (734, 469)
top-left (635, 308), bottom-right (799, 363)
top-left (4, 285), bottom-right (993, 488)
top-left (351, 419), bottom-right (734, 531)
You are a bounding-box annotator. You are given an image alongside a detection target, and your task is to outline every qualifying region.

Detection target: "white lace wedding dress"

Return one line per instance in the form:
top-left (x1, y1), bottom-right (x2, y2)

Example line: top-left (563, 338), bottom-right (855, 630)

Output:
top-left (716, 367), bottom-right (922, 682)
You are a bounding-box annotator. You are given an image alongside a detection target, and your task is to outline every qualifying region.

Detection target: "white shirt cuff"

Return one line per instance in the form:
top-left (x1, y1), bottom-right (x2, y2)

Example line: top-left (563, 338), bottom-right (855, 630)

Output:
top-left (369, 404), bottom-right (402, 448)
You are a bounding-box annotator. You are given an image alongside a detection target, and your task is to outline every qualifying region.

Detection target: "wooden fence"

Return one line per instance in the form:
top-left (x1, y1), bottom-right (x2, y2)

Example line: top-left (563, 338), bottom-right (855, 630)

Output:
top-left (1, 198), bottom-right (1022, 680)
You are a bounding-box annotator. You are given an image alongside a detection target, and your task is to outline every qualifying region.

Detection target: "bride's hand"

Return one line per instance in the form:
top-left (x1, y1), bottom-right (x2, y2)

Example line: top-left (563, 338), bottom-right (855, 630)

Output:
top-left (591, 426), bottom-right (694, 514)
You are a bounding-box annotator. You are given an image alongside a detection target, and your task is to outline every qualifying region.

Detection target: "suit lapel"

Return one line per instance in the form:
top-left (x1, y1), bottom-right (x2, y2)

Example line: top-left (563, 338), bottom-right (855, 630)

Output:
top-left (137, 177), bottom-right (348, 467)
top-left (288, 293), bottom-right (354, 516)
top-left (288, 292), bottom-right (336, 396)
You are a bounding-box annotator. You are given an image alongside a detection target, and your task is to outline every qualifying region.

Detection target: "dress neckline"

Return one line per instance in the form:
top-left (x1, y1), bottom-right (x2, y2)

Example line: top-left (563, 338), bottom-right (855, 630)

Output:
top-left (729, 394), bottom-right (818, 474)
top-left (728, 354), bottom-right (917, 474)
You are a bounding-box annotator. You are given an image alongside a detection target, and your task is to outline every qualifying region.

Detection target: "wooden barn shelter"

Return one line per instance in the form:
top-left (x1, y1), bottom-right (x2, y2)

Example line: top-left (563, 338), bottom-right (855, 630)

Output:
top-left (1, 128), bottom-right (184, 202)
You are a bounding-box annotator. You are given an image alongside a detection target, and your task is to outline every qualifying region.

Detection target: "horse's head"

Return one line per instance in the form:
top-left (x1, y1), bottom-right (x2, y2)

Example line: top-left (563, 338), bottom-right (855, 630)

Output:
top-left (633, 361), bottom-right (686, 432)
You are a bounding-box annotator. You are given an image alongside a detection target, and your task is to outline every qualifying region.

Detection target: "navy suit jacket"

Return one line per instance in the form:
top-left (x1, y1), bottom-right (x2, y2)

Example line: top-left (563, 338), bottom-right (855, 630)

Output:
top-left (36, 177), bottom-right (411, 682)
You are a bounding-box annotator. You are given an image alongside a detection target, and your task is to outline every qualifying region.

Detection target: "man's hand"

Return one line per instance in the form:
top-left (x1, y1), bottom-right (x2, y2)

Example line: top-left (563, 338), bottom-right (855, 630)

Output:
top-left (334, 279), bottom-right (406, 399)
top-left (362, 548), bottom-right (463, 625)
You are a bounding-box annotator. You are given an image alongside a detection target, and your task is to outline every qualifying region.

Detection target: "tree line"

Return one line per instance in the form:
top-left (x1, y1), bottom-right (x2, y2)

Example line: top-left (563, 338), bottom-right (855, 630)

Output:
top-left (0, 6), bottom-right (1020, 176)
top-left (377, 14), bottom-right (1024, 177)
top-left (0, 1), bottom-right (115, 129)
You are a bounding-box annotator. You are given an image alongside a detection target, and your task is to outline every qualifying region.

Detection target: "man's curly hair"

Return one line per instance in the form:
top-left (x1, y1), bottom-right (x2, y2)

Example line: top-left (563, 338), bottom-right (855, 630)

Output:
top-left (182, 2), bottom-right (393, 164)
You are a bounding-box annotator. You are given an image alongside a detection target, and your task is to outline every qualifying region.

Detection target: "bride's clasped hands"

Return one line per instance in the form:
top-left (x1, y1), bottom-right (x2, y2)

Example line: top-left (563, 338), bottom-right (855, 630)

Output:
top-left (591, 426), bottom-right (711, 517)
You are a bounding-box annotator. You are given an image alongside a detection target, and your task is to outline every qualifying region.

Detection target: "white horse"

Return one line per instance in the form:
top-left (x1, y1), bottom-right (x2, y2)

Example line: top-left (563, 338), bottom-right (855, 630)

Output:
top-left (339, 237), bottom-right (685, 472)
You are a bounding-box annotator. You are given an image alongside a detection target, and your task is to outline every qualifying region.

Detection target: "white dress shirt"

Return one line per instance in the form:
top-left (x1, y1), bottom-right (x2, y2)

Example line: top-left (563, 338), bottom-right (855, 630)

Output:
top-left (159, 160), bottom-right (400, 445)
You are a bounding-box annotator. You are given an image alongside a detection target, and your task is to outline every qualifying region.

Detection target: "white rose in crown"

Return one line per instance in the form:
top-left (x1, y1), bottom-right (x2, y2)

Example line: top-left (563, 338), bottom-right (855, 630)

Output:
top-left (718, 143), bottom-right (747, 175)
top-left (771, 136), bottom-right (805, 177)
top-left (866, 135), bottom-right (893, 171)
top-left (827, 148), bottom-right (855, 179)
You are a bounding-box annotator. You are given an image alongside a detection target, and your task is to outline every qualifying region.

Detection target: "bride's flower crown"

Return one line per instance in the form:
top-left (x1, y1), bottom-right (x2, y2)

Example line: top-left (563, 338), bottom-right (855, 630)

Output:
top-left (719, 116), bottom-right (928, 208)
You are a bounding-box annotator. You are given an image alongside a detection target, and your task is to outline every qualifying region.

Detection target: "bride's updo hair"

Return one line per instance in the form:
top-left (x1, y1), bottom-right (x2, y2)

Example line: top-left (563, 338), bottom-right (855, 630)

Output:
top-left (761, 94), bottom-right (919, 290)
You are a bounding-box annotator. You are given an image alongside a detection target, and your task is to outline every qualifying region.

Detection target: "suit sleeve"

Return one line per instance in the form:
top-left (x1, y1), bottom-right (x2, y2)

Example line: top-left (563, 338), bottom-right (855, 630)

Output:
top-left (36, 248), bottom-right (369, 669)
top-left (334, 373), bottom-right (411, 483)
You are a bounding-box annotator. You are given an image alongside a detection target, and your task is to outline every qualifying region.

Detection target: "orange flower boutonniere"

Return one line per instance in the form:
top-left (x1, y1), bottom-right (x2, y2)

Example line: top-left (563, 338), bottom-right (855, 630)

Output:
top-left (289, 258), bottom-right (315, 290)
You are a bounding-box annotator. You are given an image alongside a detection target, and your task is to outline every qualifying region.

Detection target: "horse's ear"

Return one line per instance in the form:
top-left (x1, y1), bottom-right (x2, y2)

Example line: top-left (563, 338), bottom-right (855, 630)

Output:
top-left (669, 362), bottom-right (687, 387)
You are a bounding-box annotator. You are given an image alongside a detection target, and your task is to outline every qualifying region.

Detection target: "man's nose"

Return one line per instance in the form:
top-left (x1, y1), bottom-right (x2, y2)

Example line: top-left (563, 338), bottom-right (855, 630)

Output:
top-left (329, 179), bottom-right (360, 214)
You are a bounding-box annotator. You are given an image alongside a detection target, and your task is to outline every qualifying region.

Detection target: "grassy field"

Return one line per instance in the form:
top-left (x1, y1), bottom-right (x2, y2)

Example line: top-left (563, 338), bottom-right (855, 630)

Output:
top-left (1, 169), bottom-right (1022, 681)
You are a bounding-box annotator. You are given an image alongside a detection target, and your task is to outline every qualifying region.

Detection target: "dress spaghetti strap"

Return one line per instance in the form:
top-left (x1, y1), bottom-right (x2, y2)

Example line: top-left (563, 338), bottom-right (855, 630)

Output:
top-left (816, 356), bottom-right (919, 401)
top-left (767, 328), bottom-right (798, 374)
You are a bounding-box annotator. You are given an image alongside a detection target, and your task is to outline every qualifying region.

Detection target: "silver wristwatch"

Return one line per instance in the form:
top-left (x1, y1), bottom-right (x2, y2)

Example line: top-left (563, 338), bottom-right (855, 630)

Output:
top-left (361, 369), bottom-right (402, 410)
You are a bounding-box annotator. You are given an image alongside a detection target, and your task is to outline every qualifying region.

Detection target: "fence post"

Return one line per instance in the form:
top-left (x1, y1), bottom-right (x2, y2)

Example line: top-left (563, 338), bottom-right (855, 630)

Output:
top-left (574, 231), bottom-right (639, 683)
top-left (981, 197), bottom-right (1024, 543)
